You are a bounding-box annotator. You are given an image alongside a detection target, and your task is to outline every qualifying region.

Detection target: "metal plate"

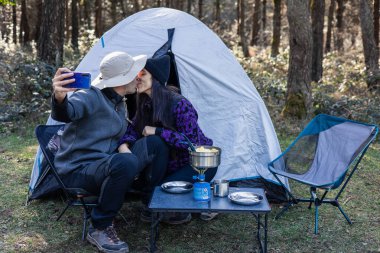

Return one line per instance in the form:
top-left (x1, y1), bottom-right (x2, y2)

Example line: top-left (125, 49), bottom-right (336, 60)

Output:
top-left (228, 192), bottom-right (263, 205)
top-left (161, 181), bottom-right (193, 194)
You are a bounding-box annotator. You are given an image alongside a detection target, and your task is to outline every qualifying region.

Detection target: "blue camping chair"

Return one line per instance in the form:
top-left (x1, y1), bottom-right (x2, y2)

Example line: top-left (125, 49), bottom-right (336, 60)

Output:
top-left (268, 114), bottom-right (378, 234)
top-left (35, 124), bottom-right (99, 240)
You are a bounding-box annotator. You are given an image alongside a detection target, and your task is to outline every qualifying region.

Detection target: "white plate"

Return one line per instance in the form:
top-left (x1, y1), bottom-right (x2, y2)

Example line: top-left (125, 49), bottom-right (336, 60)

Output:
top-left (228, 192), bottom-right (263, 205)
top-left (161, 181), bottom-right (193, 194)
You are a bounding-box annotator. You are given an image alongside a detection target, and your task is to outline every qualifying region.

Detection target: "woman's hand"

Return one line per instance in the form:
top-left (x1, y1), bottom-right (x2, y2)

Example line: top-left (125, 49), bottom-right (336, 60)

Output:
top-left (142, 126), bottom-right (156, 136)
top-left (118, 143), bottom-right (131, 153)
top-left (52, 68), bottom-right (76, 104)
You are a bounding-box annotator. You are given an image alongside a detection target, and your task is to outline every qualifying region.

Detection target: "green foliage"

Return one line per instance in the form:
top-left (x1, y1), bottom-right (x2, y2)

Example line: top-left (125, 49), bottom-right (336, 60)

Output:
top-left (0, 0), bottom-right (15, 6)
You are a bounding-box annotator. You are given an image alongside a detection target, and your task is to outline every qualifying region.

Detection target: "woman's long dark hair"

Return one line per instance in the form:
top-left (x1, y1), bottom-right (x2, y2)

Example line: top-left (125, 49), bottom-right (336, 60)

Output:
top-left (134, 78), bottom-right (180, 134)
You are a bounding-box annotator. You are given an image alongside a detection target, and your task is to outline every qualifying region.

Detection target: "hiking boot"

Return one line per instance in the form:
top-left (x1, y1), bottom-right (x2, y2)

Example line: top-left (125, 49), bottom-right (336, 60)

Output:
top-left (140, 205), bottom-right (152, 223)
top-left (87, 225), bottom-right (129, 253)
top-left (161, 212), bottom-right (192, 225)
top-left (200, 212), bottom-right (219, 221)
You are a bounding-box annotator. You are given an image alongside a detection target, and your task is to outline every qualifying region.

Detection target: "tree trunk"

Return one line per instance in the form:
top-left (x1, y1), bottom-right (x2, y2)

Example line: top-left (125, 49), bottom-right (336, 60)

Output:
top-left (35, 0), bottom-right (43, 42)
top-left (262, 0), bottom-right (266, 31)
top-left (37, 0), bottom-right (65, 66)
top-left (215, 0), bottom-right (221, 25)
top-left (240, 0), bottom-right (249, 56)
top-left (110, 0), bottom-right (117, 25)
top-left (166, 0), bottom-right (170, 7)
top-left (335, 0), bottom-right (344, 50)
top-left (374, 0), bottom-right (379, 46)
top-left (134, 0), bottom-right (140, 12)
top-left (71, 0), bottom-right (79, 50)
top-left (311, 0), bottom-right (325, 82)
top-left (19, 0), bottom-right (30, 45)
top-left (65, 0), bottom-right (70, 41)
top-left (12, 3), bottom-right (17, 44)
top-left (237, 0), bottom-right (240, 34)
top-left (251, 0), bottom-right (261, 46)
top-left (283, 0), bottom-right (313, 119)
top-left (95, 0), bottom-right (103, 37)
top-left (360, 0), bottom-right (380, 91)
top-left (271, 0), bottom-right (281, 57)
top-left (84, 0), bottom-right (92, 29)
top-left (187, 0), bottom-right (192, 13)
top-left (325, 0), bottom-right (335, 53)
top-left (198, 0), bottom-right (203, 20)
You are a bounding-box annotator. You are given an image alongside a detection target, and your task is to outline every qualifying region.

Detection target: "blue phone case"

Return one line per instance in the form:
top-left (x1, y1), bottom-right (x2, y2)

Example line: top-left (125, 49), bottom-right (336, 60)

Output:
top-left (64, 72), bottom-right (91, 89)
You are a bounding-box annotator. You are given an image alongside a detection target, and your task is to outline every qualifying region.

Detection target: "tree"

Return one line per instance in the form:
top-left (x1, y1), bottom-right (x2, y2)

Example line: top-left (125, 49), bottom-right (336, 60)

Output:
top-left (262, 0), bottom-right (266, 31)
top-left (374, 0), bottom-right (379, 46)
top-left (215, 0), bottom-right (221, 25)
top-left (325, 0), bottom-right (335, 53)
top-left (95, 0), bottom-right (103, 37)
top-left (187, 0), bottom-right (192, 13)
top-left (335, 0), bottom-right (344, 50)
top-left (71, 0), bottom-right (79, 50)
top-left (34, 0), bottom-right (42, 42)
top-left (251, 0), bottom-right (261, 46)
top-left (239, 0), bottom-right (248, 56)
top-left (19, 0), bottom-right (29, 45)
top-left (12, 1), bottom-right (16, 43)
top-left (271, 0), bottom-right (281, 57)
top-left (198, 0), bottom-right (203, 20)
top-left (37, 0), bottom-right (65, 66)
top-left (283, 0), bottom-right (313, 119)
top-left (359, 0), bottom-right (380, 91)
top-left (311, 0), bottom-right (325, 82)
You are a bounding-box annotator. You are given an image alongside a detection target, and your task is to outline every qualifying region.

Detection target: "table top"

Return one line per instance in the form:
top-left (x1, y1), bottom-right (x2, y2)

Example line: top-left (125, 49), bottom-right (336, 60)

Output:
top-left (149, 187), bottom-right (271, 213)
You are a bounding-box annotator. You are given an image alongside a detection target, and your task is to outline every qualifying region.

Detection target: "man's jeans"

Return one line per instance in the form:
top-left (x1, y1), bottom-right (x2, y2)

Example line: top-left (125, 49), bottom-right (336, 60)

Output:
top-left (63, 153), bottom-right (139, 229)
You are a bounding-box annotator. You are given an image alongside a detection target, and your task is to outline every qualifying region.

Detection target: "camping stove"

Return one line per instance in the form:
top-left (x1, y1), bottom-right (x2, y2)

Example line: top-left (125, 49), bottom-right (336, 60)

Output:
top-left (189, 146), bottom-right (221, 201)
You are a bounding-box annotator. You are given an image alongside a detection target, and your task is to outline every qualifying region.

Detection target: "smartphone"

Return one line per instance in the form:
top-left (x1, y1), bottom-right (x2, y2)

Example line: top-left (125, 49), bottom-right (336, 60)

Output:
top-left (63, 72), bottom-right (91, 89)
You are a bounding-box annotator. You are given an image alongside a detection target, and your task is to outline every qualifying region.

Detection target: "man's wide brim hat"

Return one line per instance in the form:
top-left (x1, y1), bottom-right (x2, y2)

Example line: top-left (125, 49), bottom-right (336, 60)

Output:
top-left (92, 51), bottom-right (147, 89)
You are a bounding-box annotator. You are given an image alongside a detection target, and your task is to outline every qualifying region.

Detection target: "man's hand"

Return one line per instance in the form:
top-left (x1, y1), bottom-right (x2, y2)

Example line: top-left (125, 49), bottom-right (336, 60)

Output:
top-left (118, 143), bottom-right (131, 153)
top-left (142, 126), bottom-right (156, 136)
top-left (52, 68), bottom-right (76, 104)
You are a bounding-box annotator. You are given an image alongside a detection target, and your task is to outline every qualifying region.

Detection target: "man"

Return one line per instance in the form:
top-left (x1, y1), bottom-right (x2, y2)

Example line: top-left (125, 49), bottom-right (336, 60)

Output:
top-left (51, 51), bottom-right (147, 253)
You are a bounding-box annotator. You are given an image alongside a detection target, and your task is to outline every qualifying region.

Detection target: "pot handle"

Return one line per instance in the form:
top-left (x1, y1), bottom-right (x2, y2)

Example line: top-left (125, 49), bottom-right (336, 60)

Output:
top-left (178, 132), bottom-right (196, 151)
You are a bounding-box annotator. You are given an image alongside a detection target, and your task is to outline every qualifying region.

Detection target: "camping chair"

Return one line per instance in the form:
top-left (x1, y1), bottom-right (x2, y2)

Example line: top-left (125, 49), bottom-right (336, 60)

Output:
top-left (35, 124), bottom-right (99, 240)
top-left (268, 114), bottom-right (378, 234)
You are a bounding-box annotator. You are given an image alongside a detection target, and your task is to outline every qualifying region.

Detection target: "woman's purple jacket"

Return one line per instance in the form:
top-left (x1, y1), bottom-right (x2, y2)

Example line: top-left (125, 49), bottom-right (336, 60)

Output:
top-left (119, 98), bottom-right (213, 173)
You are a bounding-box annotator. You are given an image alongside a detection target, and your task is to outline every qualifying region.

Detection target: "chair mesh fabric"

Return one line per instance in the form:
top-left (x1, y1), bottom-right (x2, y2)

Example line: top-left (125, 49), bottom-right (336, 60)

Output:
top-left (269, 115), bottom-right (377, 189)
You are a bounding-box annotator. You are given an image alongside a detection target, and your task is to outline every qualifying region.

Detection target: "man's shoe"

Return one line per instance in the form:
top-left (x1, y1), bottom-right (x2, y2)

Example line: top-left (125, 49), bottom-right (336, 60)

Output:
top-left (86, 225), bottom-right (129, 253)
top-left (200, 212), bottom-right (218, 221)
top-left (161, 212), bottom-right (192, 225)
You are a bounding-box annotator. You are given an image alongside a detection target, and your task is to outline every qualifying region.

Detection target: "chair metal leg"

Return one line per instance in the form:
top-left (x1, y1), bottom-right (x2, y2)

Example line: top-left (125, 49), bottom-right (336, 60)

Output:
top-left (336, 204), bottom-right (352, 224)
top-left (82, 209), bottom-right (88, 241)
top-left (56, 203), bottom-right (71, 221)
top-left (275, 202), bottom-right (292, 220)
top-left (314, 205), bottom-right (319, 235)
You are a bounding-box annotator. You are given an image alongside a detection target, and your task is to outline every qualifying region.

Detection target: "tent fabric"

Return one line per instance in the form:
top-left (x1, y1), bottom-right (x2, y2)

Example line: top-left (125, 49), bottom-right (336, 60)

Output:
top-left (28, 8), bottom-right (288, 199)
top-left (269, 114), bottom-right (378, 189)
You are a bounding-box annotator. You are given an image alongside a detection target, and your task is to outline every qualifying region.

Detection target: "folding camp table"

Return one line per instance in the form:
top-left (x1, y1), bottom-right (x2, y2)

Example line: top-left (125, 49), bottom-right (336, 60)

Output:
top-left (149, 187), bottom-right (271, 253)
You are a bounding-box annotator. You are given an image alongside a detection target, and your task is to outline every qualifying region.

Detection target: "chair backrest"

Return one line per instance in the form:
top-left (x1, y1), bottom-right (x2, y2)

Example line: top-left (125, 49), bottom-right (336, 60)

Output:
top-left (35, 124), bottom-right (69, 195)
top-left (270, 114), bottom-right (378, 188)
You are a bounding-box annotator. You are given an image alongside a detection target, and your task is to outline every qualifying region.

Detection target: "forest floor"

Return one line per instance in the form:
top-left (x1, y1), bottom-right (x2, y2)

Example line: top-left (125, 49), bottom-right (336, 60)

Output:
top-left (0, 121), bottom-right (379, 253)
top-left (0, 41), bottom-right (380, 252)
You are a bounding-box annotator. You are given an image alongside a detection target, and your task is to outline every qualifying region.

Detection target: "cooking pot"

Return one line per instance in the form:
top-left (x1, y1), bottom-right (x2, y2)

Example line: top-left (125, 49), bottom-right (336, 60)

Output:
top-left (189, 146), bottom-right (221, 169)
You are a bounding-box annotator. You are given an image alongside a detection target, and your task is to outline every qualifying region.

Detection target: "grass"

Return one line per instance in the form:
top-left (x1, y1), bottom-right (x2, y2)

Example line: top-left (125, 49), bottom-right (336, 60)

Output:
top-left (0, 122), bottom-right (379, 253)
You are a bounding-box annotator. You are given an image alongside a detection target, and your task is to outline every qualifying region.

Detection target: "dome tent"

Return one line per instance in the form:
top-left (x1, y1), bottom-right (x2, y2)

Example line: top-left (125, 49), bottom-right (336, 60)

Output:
top-left (28, 8), bottom-right (288, 202)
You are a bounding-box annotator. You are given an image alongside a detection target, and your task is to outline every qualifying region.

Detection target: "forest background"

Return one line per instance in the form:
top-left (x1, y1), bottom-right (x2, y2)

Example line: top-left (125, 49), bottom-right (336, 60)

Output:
top-left (0, 0), bottom-right (379, 252)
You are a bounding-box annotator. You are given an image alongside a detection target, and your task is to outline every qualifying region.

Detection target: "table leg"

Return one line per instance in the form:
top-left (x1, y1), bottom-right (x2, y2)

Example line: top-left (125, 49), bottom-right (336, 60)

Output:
top-left (254, 213), bottom-right (268, 253)
top-left (150, 212), bottom-right (159, 253)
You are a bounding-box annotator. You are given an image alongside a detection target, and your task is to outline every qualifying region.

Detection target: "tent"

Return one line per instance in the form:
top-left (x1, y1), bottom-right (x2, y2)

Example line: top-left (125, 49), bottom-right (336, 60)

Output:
top-left (28, 8), bottom-right (288, 202)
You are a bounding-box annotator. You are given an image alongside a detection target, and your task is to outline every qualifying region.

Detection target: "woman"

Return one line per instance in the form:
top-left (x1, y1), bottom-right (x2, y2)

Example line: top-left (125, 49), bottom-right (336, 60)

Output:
top-left (118, 55), bottom-right (217, 224)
